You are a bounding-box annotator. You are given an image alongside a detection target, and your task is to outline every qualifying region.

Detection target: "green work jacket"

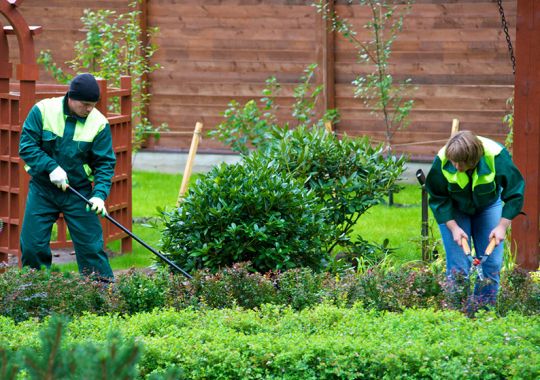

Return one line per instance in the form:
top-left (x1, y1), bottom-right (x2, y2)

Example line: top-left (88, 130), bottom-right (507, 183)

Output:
top-left (19, 96), bottom-right (116, 201)
top-left (425, 137), bottom-right (524, 224)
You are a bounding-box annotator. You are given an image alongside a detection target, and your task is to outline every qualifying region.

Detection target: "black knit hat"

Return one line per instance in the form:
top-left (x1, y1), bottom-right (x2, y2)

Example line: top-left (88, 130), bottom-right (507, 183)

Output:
top-left (68, 73), bottom-right (100, 102)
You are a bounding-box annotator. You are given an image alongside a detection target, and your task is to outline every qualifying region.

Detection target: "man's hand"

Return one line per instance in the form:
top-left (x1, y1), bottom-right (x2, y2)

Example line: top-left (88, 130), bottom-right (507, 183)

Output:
top-left (489, 218), bottom-right (511, 245)
top-left (86, 197), bottom-right (107, 216)
top-left (49, 166), bottom-right (68, 191)
top-left (445, 219), bottom-right (468, 246)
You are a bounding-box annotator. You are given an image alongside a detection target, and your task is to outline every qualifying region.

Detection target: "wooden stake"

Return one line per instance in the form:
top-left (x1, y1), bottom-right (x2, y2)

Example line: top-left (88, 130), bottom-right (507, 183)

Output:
top-left (176, 122), bottom-right (203, 206)
top-left (324, 120), bottom-right (333, 133)
top-left (451, 118), bottom-right (460, 136)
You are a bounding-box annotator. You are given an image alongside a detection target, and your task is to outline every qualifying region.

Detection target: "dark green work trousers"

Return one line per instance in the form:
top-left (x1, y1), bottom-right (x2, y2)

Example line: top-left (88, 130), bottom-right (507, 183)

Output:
top-left (20, 180), bottom-right (114, 279)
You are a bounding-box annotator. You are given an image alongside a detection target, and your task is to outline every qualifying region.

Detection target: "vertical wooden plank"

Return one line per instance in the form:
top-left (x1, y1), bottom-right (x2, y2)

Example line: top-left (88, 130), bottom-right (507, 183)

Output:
top-left (138, 0), bottom-right (149, 121)
top-left (317, 0), bottom-right (335, 124)
top-left (512, 0), bottom-right (540, 270)
top-left (120, 75), bottom-right (132, 254)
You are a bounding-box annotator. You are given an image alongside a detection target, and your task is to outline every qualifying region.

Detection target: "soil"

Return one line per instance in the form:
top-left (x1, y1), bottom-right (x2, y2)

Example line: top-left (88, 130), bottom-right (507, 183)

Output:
top-left (5, 247), bottom-right (120, 267)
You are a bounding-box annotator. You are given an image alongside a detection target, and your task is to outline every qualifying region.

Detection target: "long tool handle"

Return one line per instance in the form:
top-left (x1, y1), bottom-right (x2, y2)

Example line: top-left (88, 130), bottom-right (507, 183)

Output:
top-left (461, 237), bottom-right (471, 255)
top-left (68, 186), bottom-right (192, 279)
top-left (485, 238), bottom-right (497, 256)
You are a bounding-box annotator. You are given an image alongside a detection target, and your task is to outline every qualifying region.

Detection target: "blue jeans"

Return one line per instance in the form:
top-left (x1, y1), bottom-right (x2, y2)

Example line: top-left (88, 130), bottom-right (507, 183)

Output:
top-left (439, 198), bottom-right (504, 306)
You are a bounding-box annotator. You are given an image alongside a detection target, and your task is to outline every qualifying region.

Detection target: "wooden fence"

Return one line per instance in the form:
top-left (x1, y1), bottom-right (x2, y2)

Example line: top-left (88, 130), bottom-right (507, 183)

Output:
top-left (9, 0), bottom-right (516, 160)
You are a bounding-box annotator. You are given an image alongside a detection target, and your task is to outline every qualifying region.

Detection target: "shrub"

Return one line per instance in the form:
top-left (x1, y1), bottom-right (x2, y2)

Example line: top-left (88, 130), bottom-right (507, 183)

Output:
top-left (275, 268), bottom-right (327, 310)
top-left (2, 307), bottom-right (538, 379)
top-left (497, 267), bottom-right (540, 316)
top-left (249, 125), bottom-right (405, 255)
top-left (186, 263), bottom-right (278, 309)
top-left (0, 268), bottom-right (108, 322)
top-left (160, 160), bottom-right (333, 273)
top-left (113, 269), bottom-right (170, 314)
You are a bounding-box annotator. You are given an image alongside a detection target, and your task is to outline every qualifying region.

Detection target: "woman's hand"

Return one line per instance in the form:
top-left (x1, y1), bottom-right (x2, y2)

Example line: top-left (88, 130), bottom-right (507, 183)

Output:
top-left (445, 219), bottom-right (468, 246)
top-left (489, 218), bottom-right (511, 245)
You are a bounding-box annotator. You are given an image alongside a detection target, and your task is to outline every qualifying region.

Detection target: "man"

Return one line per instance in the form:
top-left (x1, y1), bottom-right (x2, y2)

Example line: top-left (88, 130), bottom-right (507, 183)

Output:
top-left (19, 73), bottom-right (116, 280)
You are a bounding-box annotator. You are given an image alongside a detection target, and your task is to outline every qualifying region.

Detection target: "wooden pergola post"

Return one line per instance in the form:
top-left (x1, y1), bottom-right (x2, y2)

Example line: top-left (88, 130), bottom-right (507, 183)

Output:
top-left (512, 0), bottom-right (540, 270)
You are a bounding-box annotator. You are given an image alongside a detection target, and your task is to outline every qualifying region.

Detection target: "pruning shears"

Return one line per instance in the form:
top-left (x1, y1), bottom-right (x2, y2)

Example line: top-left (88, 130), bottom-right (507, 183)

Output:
top-left (462, 237), bottom-right (497, 281)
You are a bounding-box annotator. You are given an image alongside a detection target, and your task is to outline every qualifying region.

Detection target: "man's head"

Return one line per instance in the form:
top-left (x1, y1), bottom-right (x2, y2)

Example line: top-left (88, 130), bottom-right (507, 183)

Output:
top-left (67, 73), bottom-right (100, 118)
top-left (445, 130), bottom-right (484, 172)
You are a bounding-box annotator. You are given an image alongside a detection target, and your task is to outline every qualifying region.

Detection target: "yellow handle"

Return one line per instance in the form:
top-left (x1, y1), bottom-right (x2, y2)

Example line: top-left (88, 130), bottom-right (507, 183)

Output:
top-left (485, 238), bottom-right (497, 256)
top-left (461, 237), bottom-right (471, 255)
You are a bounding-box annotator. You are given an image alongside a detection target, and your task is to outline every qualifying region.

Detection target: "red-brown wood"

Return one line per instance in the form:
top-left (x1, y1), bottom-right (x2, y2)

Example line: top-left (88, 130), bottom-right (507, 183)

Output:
top-left (512, 0), bottom-right (540, 270)
top-left (10, 0), bottom-right (519, 158)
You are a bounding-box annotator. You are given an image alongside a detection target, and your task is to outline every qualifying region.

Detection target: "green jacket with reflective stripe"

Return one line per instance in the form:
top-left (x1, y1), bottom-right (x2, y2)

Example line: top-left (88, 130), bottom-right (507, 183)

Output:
top-left (425, 136), bottom-right (524, 224)
top-left (19, 96), bottom-right (116, 201)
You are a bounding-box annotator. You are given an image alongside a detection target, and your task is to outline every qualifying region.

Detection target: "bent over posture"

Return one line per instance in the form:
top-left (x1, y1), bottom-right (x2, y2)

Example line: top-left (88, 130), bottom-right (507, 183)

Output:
top-left (425, 130), bottom-right (524, 306)
top-left (19, 73), bottom-right (116, 280)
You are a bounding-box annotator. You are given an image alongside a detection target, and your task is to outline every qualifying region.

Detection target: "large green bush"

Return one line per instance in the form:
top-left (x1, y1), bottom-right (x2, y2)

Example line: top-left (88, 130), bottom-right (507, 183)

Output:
top-left (160, 160), bottom-right (333, 273)
top-left (1, 306), bottom-right (538, 379)
top-left (249, 125), bottom-right (405, 254)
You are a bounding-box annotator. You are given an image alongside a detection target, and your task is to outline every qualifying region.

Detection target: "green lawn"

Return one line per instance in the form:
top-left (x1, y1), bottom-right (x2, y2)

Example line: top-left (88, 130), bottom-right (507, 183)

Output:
top-left (59, 172), bottom-right (439, 272)
top-left (59, 171), bottom-right (190, 272)
top-left (353, 185), bottom-right (442, 264)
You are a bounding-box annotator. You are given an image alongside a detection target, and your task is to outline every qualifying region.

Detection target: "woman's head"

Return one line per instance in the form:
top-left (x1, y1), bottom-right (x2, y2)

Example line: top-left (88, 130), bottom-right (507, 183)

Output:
top-left (445, 130), bottom-right (484, 172)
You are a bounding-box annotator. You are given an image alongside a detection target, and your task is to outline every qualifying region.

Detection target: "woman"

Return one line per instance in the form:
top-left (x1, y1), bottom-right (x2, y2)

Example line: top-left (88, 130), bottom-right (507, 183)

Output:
top-left (425, 130), bottom-right (524, 306)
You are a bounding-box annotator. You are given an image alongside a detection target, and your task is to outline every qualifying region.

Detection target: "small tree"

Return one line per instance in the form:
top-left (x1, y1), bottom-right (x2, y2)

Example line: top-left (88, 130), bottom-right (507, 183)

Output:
top-left (316, 0), bottom-right (414, 204)
top-left (209, 64), bottom-right (339, 154)
top-left (38, 0), bottom-right (167, 152)
top-left (315, 0), bottom-right (414, 153)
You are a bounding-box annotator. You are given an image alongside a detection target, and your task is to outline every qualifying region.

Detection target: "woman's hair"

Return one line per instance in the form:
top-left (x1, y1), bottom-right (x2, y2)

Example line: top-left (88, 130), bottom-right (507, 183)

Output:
top-left (445, 130), bottom-right (484, 167)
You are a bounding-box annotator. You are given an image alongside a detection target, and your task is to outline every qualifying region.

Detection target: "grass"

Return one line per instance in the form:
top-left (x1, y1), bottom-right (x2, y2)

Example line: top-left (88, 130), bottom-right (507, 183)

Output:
top-left (59, 172), bottom-right (440, 272)
top-left (59, 171), bottom-right (192, 272)
top-left (353, 185), bottom-right (442, 265)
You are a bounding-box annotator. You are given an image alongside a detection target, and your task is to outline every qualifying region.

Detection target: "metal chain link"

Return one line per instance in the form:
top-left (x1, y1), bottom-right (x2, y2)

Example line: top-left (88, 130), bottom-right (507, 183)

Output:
top-left (497, 0), bottom-right (516, 75)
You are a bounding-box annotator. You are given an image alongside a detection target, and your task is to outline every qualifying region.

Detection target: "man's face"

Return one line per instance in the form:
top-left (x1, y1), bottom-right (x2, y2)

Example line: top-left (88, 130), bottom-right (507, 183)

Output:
top-left (68, 98), bottom-right (97, 118)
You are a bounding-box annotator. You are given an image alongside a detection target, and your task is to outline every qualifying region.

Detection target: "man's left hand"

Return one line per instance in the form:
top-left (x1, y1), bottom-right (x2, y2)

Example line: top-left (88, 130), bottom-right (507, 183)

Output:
top-left (86, 197), bottom-right (107, 216)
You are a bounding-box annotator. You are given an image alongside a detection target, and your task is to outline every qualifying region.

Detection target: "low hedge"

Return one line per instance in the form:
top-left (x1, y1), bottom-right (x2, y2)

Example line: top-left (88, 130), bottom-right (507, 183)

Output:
top-left (1, 264), bottom-right (538, 323)
top-left (1, 305), bottom-right (538, 379)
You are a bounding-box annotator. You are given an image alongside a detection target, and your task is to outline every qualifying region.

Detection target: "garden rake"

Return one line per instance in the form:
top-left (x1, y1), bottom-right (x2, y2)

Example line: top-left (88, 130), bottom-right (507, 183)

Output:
top-left (461, 237), bottom-right (497, 281)
top-left (67, 185), bottom-right (192, 279)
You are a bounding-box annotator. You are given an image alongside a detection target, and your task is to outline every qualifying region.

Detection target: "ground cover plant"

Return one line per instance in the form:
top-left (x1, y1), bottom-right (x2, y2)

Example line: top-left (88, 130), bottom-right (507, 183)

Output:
top-left (0, 305), bottom-right (538, 379)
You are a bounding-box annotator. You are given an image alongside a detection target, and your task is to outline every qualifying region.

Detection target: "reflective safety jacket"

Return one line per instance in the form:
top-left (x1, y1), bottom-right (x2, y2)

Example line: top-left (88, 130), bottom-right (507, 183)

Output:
top-left (425, 136), bottom-right (524, 224)
top-left (19, 96), bottom-right (116, 200)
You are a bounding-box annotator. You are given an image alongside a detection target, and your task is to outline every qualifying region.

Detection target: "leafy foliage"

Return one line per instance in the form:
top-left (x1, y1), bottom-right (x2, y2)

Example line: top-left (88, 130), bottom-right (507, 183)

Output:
top-left (37, 0), bottom-right (167, 151)
top-left (250, 125), bottom-right (406, 254)
top-left (315, 0), bottom-right (415, 152)
top-left (0, 266), bottom-right (538, 324)
top-left (0, 268), bottom-right (108, 322)
top-left (160, 159), bottom-right (333, 273)
top-left (210, 64), bottom-right (339, 154)
top-left (1, 306), bottom-right (538, 379)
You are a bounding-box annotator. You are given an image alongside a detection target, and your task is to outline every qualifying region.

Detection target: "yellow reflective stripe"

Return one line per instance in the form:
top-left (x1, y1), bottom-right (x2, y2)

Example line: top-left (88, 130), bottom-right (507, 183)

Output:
top-left (437, 147), bottom-right (469, 189)
top-left (24, 164), bottom-right (30, 172)
top-left (37, 97), bottom-right (65, 137)
top-left (73, 108), bottom-right (107, 142)
top-left (83, 164), bottom-right (94, 182)
top-left (471, 137), bottom-right (502, 190)
top-left (438, 137), bottom-right (503, 190)
top-left (38, 96), bottom-right (108, 142)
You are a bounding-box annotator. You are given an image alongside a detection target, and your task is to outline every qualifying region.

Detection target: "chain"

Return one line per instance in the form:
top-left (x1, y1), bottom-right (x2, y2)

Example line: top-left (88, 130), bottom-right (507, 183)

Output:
top-left (497, 0), bottom-right (516, 75)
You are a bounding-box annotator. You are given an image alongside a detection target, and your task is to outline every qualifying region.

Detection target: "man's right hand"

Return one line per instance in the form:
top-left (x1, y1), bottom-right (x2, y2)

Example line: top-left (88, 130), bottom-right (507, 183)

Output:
top-left (49, 166), bottom-right (69, 191)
